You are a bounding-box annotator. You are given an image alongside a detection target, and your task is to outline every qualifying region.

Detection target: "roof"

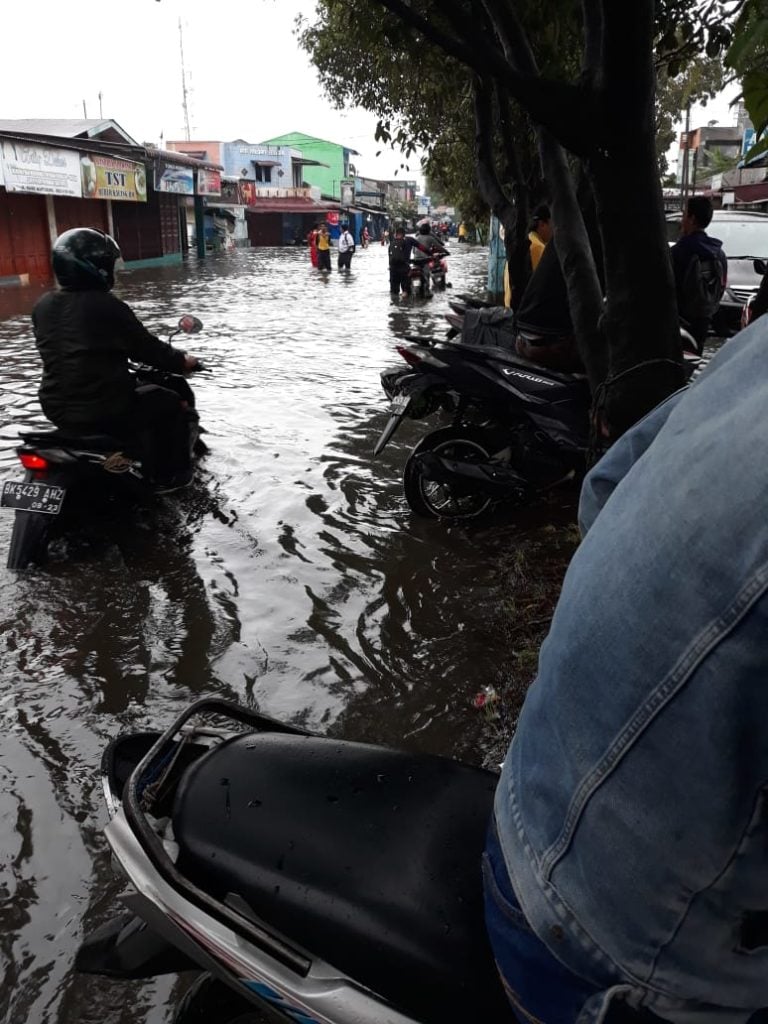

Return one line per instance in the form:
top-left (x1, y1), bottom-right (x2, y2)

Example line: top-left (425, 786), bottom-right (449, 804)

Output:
top-left (0, 118), bottom-right (137, 143)
top-left (146, 146), bottom-right (223, 172)
top-left (261, 131), bottom-right (360, 156)
top-left (243, 197), bottom-right (341, 213)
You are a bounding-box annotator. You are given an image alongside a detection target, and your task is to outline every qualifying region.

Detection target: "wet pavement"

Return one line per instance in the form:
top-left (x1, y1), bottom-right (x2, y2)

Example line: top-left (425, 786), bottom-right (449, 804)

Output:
top-left (0, 241), bottom-right (525, 1023)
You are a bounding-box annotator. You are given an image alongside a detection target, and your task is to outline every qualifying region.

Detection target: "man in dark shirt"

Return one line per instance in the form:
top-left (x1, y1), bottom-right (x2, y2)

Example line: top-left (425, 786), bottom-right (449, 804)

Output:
top-left (32, 228), bottom-right (199, 488)
top-left (671, 196), bottom-right (727, 347)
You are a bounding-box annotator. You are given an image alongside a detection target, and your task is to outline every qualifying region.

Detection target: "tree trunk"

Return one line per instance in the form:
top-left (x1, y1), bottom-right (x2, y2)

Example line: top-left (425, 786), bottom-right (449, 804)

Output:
top-left (586, 0), bottom-right (683, 439)
top-left (537, 129), bottom-right (607, 391)
top-left (587, 148), bottom-right (683, 439)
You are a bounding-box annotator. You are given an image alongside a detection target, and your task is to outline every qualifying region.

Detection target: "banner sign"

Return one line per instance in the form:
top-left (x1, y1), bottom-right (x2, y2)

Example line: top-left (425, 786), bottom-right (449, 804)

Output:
top-left (81, 154), bottom-right (147, 202)
top-left (196, 168), bottom-right (221, 196)
top-left (155, 160), bottom-right (194, 195)
top-left (1, 140), bottom-right (81, 197)
top-left (326, 211), bottom-right (340, 226)
top-left (239, 181), bottom-right (257, 206)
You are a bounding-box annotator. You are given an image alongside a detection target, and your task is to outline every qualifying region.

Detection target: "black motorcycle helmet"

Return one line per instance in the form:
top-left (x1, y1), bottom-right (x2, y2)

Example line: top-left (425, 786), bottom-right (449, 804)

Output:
top-left (52, 228), bottom-right (122, 291)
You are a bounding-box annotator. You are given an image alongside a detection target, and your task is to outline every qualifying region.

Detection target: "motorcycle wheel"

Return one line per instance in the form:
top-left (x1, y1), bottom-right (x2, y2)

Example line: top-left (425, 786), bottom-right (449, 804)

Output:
top-left (7, 510), bottom-right (52, 570)
top-left (403, 427), bottom-right (494, 520)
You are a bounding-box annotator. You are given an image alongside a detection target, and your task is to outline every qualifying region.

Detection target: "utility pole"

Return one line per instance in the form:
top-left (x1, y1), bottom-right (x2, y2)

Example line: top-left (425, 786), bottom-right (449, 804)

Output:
top-left (680, 102), bottom-right (691, 210)
top-left (82, 99), bottom-right (88, 118)
top-left (179, 17), bottom-right (191, 141)
top-left (98, 91), bottom-right (103, 119)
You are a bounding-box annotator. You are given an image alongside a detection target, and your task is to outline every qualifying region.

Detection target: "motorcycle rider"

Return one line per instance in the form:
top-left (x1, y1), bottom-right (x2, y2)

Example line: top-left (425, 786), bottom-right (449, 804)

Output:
top-left (514, 240), bottom-right (583, 372)
top-left (32, 228), bottom-right (200, 490)
top-left (409, 220), bottom-right (448, 295)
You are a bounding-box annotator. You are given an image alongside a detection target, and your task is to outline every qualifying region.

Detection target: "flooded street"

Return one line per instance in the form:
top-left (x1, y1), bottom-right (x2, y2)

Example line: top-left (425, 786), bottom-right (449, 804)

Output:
top-left (0, 242), bottom-right (524, 1024)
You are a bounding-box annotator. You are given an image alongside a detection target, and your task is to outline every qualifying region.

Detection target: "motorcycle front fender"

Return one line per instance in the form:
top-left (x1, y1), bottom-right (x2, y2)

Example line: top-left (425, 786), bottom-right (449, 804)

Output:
top-left (373, 372), bottom-right (446, 457)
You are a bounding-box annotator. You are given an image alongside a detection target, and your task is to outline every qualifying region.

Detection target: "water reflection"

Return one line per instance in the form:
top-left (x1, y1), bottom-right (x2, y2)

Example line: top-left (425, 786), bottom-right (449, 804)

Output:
top-left (0, 242), bottom-right (526, 1023)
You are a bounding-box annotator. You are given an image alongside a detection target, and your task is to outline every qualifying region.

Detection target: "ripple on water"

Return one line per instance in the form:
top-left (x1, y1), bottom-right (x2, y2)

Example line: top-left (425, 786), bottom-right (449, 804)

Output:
top-left (0, 243), bottom-right (532, 1023)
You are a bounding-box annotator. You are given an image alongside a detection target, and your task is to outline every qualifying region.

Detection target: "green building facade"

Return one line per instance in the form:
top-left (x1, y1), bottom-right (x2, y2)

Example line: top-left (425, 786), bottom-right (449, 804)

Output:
top-left (260, 132), bottom-right (358, 200)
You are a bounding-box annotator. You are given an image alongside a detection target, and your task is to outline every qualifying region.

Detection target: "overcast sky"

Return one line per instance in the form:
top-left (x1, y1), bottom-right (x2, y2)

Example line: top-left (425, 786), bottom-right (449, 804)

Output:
top-left (3, 0), bottom-right (743, 188)
top-left (3, 0), bottom-right (423, 184)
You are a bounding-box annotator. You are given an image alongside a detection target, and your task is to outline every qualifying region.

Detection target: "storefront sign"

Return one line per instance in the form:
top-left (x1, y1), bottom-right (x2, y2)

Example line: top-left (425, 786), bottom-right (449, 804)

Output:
top-left (155, 160), bottom-right (194, 195)
top-left (81, 154), bottom-right (147, 202)
top-left (240, 181), bottom-right (257, 206)
top-left (326, 211), bottom-right (340, 226)
top-left (1, 140), bottom-right (82, 197)
top-left (196, 169), bottom-right (221, 196)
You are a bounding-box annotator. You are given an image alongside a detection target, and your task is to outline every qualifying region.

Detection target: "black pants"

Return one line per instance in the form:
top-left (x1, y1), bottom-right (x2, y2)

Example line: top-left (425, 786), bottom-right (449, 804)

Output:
top-left (338, 250), bottom-right (353, 270)
top-left (389, 263), bottom-right (410, 293)
top-left (97, 384), bottom-right (190, 482)
top-left (317, 248), bottom-right (332, 271)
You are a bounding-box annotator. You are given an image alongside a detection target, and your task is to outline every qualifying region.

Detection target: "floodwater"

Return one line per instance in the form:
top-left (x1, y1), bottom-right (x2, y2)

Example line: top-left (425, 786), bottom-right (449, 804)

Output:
top-left (0, 242), bottom-right (525, 1024)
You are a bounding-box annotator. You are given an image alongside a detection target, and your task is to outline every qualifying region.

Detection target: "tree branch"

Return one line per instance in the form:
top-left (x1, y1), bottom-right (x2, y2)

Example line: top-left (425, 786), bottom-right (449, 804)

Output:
top-left (369, 0), bottom-right (598, 157)
top-left (473, 78), bottom-right (515, 222)
top-left (480, 0), bottom-right (539, 73)
top-left (582, 0), bottom-right (604, 75)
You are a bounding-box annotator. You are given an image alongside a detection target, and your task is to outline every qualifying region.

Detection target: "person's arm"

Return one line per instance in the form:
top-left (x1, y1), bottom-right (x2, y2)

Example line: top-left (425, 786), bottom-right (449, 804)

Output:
top-left (101, 295), bottom-right (190, 372)
top-left (578, 389), bottom-right (686, 536)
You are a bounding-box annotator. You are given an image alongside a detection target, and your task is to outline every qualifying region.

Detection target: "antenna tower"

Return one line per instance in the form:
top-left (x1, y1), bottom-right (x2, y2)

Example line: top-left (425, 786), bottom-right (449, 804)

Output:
top-left (179, 18), bottom-right (191, 140)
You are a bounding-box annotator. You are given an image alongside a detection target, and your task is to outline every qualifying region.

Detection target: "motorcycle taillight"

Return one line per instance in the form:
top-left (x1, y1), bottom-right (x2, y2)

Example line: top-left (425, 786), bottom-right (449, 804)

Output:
top-left (396, 345), bottom-right (422, 367)
top-left (19, 453), bottom-right (49, 471)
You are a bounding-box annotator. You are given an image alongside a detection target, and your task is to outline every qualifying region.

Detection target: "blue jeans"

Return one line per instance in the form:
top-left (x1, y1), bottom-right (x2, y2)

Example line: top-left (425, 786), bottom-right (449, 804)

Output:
top-left (483, 818), bottom-right (602, 1024)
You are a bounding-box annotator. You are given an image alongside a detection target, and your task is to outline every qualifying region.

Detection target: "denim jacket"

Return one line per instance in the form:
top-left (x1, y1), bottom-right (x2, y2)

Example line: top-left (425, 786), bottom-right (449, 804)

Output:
top-left (494, 321), bottom-right (768, 1024)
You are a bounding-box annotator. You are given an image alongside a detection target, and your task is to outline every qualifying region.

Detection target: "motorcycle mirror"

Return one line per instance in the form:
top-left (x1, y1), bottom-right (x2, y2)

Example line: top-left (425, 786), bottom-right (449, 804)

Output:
top-left (178, 315), bottom-right (203, 335)
top-left (753, 258), bottom-right (767, 276)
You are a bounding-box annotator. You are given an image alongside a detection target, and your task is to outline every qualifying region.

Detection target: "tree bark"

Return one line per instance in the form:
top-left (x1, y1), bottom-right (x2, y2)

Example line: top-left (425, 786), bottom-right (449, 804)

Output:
top-left (472, 79), bottom-right (532, 309)
top-left (585, 0), bottom-right (683, 438)
top-left (537, 130), bottom-right (607, 391)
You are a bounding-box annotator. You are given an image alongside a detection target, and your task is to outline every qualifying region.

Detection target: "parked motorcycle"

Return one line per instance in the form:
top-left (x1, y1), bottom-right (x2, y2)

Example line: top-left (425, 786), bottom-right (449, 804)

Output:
top-left (2, 315), bottom-right (207, 571)
top-left (76, 697), bottom-right (510, 1024)
top-left (374, 333), bottom-right (590, 519)
top-left (374, 313), bottom-right (706, 520)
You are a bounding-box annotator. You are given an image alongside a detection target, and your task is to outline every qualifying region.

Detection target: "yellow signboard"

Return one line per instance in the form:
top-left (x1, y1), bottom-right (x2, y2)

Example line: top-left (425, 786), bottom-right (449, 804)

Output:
top-left (80, 154), bottom-right (147, 203)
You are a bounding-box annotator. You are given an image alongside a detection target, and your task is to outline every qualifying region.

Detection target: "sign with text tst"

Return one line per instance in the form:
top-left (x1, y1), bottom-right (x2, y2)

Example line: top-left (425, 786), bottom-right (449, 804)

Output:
top-left (81, 154), bottom-right (147, 202)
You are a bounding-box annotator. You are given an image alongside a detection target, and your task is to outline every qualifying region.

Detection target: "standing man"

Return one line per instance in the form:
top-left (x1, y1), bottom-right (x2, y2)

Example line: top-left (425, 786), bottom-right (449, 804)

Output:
top-left (316, 223), bottom-right (332, 272)
top-left (337, 223), bottom-right (356, 272)
top-left (388, 226), bottom-right (415, 295)
top-left (671, 196), bottom-right (727, 347)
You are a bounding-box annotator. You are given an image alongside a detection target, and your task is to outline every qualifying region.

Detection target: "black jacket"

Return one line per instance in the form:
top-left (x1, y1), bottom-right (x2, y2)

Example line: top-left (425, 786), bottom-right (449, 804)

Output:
top-left (32, 289), bottom-right (187, 428)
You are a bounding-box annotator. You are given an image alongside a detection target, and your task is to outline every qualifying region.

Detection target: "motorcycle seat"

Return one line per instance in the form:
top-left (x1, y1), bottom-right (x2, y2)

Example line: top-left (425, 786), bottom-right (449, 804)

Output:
top-left (173, 733), bottom-right (509, 1024)
top-left (20, 429), bottom-right (128, 449)
top-left (453, 341), bottom-right (590, 384)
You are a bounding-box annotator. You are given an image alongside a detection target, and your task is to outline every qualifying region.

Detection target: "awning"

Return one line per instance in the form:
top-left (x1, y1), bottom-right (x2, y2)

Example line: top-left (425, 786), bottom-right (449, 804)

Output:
top-left (732, 182), bottom-right (768, 203)
top-left (244, 197), bottom-right (341, 214)
top-left (291, 157), bottom-right (329, 168)
top-left (253, 159), bottom-right (280, 167)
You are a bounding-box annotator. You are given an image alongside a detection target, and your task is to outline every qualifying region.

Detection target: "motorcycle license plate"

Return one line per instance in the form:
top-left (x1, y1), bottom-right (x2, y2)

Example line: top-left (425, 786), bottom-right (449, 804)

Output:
top-left (1, 480), bottom-right (66, 515)
top-left (390, 393), bottom-right (411, 414)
